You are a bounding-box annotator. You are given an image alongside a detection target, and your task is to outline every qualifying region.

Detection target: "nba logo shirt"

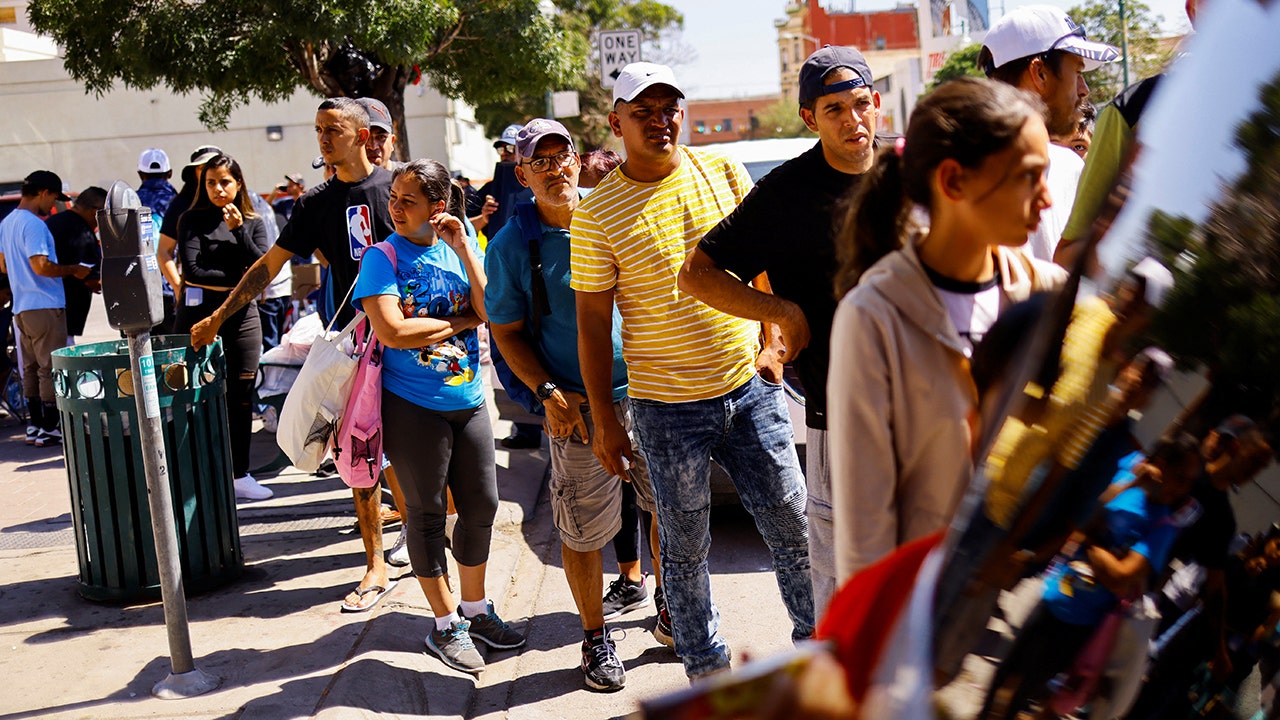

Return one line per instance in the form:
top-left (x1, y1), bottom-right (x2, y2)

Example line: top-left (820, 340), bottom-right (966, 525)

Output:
top-left (348, 204), bottom-right (374, 259)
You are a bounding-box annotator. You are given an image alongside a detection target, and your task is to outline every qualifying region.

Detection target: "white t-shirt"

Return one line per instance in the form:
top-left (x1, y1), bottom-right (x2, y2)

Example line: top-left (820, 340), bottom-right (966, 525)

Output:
top-left (1026, 143), bottom-right (1084, 263)
top-left (925, 264), bottom-right (1001, 356)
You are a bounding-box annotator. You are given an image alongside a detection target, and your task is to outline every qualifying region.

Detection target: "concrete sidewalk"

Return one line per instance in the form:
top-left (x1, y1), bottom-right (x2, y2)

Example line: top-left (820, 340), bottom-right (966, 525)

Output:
top-left (0, 304), bottom-right (810, 719)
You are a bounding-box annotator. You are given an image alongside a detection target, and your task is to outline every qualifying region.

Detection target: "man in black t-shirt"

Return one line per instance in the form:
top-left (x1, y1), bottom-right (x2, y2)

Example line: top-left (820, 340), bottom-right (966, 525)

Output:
top-left (46, 187), bottom-right (106, 339)
top-left (190, 97), bottom-right (401, 613)
top-left (678, 46), bottom-right (890, 615)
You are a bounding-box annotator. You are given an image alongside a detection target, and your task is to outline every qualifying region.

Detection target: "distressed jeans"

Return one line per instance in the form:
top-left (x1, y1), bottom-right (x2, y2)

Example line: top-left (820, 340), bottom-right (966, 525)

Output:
top-left (632, 374), bottom-right (814, 677)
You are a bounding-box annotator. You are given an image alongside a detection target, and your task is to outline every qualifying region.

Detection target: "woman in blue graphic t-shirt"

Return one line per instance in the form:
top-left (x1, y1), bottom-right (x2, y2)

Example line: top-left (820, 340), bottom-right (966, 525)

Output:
top-left (353, 159), bottom-right (523, 675)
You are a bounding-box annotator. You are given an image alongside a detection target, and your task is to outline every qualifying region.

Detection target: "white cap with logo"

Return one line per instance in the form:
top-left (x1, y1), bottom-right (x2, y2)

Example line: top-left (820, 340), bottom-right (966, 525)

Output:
top-left (612, 62), bottom-right (685, 104)
top-left (982, 5), bottom-right (1120, 73)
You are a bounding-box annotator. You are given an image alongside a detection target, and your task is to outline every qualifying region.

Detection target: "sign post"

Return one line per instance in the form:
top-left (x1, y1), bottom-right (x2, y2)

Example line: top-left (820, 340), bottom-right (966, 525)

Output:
top-left (598, 29), bottom-right (643, 89)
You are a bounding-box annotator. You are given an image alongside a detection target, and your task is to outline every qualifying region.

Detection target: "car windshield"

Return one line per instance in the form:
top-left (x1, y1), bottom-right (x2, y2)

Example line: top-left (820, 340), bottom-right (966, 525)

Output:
top-left (743, 160), bottom-right (786, 182)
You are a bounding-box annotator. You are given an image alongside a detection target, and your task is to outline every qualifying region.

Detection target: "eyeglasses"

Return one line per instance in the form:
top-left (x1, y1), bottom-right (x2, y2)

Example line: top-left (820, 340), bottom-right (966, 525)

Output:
top-left (522, 151), bottom-right (577, 174)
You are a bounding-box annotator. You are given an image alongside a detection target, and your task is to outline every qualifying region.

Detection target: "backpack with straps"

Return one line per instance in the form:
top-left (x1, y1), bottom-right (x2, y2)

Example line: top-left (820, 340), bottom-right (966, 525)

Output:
top-left (332, 241), bottom-right (396, 488)
top-left (490, 201), bottom-right (552, 416)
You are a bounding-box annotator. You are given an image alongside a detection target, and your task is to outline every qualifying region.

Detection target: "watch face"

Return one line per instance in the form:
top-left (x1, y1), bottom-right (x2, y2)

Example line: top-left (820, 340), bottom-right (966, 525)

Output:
top-left (537, 383), bottom-right (556, 400)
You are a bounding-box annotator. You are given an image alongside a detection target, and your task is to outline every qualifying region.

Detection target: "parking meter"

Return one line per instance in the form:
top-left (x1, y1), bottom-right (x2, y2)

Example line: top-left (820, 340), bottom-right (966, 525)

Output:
top-left (94, 179), bottom-right (220, 697)
top-left (98, 180), bottom-right (164, 332)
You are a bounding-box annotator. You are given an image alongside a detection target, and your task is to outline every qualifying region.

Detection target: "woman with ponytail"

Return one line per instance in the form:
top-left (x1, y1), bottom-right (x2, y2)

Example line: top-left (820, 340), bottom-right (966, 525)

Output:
top-left (827, 77), bottom-right (1068, 584)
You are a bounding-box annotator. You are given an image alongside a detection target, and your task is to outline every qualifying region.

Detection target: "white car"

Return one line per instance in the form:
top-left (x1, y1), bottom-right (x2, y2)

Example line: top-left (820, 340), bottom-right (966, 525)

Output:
top-left (697, 137), bottom-right (817, 182)
top-left (697, 136), bottom-right (817, 500)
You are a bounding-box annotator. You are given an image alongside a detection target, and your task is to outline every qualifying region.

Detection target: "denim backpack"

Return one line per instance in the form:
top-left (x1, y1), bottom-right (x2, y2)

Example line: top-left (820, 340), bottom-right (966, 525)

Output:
top-left (489, 201), bottom-right (551, 416)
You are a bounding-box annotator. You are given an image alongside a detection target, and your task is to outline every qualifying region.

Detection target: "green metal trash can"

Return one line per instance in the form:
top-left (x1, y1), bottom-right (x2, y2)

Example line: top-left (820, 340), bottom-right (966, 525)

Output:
top-left (53, 336), bottom-right (243, 602)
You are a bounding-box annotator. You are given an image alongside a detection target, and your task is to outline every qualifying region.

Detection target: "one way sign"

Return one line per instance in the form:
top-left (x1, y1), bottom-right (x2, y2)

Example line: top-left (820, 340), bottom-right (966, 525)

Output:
top-left (599, 29), bottom-right (643, 89)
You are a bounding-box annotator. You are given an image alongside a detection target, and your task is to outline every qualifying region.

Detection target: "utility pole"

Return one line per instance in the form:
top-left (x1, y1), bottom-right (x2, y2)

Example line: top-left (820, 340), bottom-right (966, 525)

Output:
top-left (1119, 0), bottom-right (1131, 87)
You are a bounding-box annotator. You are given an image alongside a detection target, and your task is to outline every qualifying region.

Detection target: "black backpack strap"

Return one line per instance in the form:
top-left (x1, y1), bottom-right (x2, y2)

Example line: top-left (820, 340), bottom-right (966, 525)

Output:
top-left (515, 201), bottom-right (551, 336)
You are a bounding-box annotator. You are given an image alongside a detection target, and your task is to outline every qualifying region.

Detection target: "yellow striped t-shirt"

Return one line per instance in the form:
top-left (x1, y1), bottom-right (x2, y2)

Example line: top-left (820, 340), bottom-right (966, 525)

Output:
top-left (570, 146), bottom-right (759, 403)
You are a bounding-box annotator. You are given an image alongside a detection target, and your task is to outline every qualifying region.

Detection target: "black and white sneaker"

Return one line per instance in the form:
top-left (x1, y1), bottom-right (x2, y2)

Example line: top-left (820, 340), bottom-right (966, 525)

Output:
top-left (581, 628), bottom-right (626, 692)
top-left (602, 573), bottom-right (649, 620)
top-left (25, 425), bottom-right (38, 445)
top-left (34, 428), bottom-right (61, 447)
top-left (653, 586), bottom-right (674, 649)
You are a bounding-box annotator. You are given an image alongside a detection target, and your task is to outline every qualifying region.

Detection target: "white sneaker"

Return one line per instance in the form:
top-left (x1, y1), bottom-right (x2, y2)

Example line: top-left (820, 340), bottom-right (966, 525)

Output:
top-left (233, 474), bottom-right (273, 501)
top-left (445, 513), bottom-right (459, 548)
top-left (387, 528), bottom-right (411, 567)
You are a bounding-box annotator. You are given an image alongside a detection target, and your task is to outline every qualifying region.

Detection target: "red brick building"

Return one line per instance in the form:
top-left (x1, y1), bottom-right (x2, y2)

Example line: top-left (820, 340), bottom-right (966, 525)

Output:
top-left (778, 0), bottom-right (921, 105)
top-left (685, 95), bottom-right (782, 146)
top-left (809, 2), bottom-right (919, 51)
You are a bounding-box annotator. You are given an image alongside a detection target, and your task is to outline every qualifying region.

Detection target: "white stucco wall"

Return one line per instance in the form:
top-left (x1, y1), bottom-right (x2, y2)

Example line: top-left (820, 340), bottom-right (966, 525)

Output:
top-left (0, 52), bottom-right (499, 194)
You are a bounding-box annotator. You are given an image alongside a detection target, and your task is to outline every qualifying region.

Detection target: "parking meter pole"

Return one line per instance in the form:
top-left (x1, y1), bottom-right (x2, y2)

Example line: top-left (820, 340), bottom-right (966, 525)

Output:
top-left (126, 330), bottom-right (220, 699)
top-left (98, 181), bottom-right (218, 698)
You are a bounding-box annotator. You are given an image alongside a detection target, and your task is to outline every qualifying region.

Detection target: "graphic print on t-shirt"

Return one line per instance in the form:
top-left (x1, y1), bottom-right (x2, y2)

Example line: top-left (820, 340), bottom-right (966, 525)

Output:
top-left (399, 262), bottom-right (478, 386)
top-left (347, 205), bottom-right (374, 259)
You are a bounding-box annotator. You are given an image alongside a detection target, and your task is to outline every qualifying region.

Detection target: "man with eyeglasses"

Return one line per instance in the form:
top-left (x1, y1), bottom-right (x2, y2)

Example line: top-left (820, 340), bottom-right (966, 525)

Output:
top-left (979, 5), bottom-right (1119, 263)
top-left (573, 63), bottom-right (813, 681)
top-left (484, 118), bottom-right (661, 691)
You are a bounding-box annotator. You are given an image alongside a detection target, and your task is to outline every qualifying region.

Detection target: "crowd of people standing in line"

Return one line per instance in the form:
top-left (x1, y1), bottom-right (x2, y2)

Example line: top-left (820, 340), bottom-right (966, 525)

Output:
top-left (2, 1), bottom-right (1278, 714)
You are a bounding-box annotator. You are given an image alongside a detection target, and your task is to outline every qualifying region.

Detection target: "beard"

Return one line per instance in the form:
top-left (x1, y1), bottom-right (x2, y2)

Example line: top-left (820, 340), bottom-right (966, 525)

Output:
top-left (1049, 100), bottom-right (1088, 138)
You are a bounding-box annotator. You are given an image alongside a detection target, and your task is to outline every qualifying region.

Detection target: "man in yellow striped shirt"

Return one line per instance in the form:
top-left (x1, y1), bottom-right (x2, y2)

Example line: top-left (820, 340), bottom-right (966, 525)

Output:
top-left (572, 62), bottom-right (814, 680)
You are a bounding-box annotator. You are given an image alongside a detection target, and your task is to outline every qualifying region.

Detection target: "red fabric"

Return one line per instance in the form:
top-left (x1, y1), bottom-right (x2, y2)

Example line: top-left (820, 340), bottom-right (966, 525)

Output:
top-left (815, 530), bottom-right (945, 703)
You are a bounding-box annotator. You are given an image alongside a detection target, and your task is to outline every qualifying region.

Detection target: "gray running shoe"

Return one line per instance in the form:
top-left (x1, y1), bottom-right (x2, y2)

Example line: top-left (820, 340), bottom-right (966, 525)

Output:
top-left (466, 601), bottom-right (526, 649)
top-left (582, 628), bottom-right (626, 692)
top-left (426, 619), bottom-right (484, 674)
top-left (602, 573), bottom-right (649, 620)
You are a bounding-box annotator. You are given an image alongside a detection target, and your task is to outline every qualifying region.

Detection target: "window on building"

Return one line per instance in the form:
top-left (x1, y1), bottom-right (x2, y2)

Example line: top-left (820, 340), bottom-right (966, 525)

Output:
top-left (723, 118), bottom-right (734, 132)
top-left (695, 120), bottom-right (706, 134)
top-left (875, 35), bottom-right (886, 50)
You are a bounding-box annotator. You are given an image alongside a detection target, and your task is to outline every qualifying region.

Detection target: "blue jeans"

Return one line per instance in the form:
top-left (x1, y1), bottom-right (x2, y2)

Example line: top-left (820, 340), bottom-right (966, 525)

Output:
top-left (632, 374), bottom-right (813, 677)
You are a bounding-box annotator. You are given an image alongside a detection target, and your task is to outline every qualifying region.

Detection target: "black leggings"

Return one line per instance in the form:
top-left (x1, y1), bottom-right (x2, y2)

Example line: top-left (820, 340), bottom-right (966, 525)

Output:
top-left (175, 290), bottom-right (260, 479)
top-left (382, 390), bottom-right (497, 578)
top-left (611, 480), bottom-right (653, 565)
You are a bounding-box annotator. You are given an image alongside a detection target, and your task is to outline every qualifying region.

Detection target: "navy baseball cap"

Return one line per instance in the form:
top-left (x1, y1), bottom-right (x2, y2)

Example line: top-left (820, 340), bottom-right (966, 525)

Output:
top-left (798, 45), bottom-right (874, 106)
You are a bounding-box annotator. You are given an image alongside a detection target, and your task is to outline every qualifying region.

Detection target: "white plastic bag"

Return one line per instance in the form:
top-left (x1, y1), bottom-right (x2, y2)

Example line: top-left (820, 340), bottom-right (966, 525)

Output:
top-left (276, 311), bottom-right (364, 472)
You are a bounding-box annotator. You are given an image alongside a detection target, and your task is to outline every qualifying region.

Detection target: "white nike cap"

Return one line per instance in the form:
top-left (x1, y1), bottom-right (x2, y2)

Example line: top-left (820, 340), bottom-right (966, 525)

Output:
top-left (613, 62), bottom-right (685, 104)
top-left (982, 5), bottom-right (1120, 73)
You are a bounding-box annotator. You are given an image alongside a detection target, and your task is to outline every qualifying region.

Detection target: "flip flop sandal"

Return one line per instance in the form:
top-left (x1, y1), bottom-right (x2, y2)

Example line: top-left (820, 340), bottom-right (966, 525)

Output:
top-left (339, 580), bottom-right (396, 613)
top-left (380, 506), bottom-right (402, 527)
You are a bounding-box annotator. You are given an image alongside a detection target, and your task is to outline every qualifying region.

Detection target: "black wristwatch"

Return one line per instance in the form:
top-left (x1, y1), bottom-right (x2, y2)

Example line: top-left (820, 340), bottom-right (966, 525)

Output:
top-left (535, 381), bottom-right (558, 403)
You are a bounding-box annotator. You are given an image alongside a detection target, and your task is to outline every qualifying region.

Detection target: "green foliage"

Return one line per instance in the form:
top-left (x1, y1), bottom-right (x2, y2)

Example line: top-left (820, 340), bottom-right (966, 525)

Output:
top-left (752, 100), bottom-right (813, 140)
top-left (926, 43), bottom-right (985, 93)
top-left (472, 0), bottom-right (683, 150)
top-left (1144, 69), bottom-right (1280, 429)
top-left (26, 0), bottom-right (582, 157)
top-left (1067, 0), bottom-right (1175, 106)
